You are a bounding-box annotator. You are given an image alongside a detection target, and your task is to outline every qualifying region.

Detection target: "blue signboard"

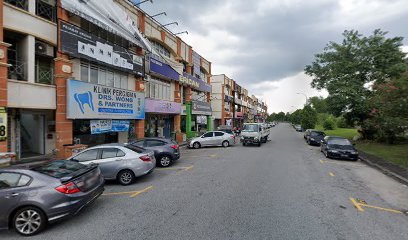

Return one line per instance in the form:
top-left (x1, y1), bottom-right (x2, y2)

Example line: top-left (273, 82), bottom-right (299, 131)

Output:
top-left (150, 58), bottom-right (180, 81)
top-left (180, 72), bottom-right (212, 93)
top-left (90, 120), bottom-right (130, 134)
top-left (66, 79), bottom-right (145, 119)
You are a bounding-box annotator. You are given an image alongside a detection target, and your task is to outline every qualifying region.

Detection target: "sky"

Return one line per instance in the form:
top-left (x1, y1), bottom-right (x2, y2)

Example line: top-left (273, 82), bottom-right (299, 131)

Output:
top-left (140, 0), bottom-right (408, 113)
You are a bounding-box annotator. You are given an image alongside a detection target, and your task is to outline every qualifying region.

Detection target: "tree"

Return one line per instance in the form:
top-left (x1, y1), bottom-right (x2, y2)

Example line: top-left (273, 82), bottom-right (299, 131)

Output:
top-left (308, 96), bottom-right (328, 113)
top-left (301, 106), bottom-right (318, 130)
top-left (363, 73), bottom-right (408, 143)
top-left (290, 109), bottom-right (303, 124)
top-left (305, 29), bottom-right (407, 127)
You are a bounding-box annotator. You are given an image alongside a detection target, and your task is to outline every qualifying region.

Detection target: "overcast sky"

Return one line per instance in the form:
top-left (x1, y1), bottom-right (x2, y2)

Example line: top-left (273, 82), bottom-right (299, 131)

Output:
top-left (141, 0), bottom-right (408, 113)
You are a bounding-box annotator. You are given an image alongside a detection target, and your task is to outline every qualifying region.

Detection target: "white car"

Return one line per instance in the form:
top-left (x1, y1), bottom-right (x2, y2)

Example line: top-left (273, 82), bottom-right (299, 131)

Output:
top-left (68, 143), bottom-right (156, 185)
top-left (188, 131), bottom-right (235, 149)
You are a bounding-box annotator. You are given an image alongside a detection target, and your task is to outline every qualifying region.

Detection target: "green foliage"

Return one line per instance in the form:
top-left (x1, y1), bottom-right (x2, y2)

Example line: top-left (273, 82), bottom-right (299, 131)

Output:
top-left (300, 106), bottom-right (318, 130)
top-left (268, 112), bottom-right (287, 122)
top-left (336, 116), bottom-right (350, 128)
top-left (290, 109), bottom-right (303, 124)
top-left (308, 96), bottom-right (328, 113)
top-left (305, 29), bottom-right (408, 126)
top-left (323, 117), bottom-right (336, 130)
top-left (363, 73), bottom-right (408, 143)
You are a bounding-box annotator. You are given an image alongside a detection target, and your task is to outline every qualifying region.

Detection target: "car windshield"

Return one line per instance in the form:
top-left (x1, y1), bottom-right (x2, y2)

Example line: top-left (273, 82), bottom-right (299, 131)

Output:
top-left (311, 132), bottom-right (325, 137)
top-left (32, 160), bottom-right (85, 179)
top-left (328, 139), bottom-right (354, 149)
top-left (242, 124), bottom-right (259, 132)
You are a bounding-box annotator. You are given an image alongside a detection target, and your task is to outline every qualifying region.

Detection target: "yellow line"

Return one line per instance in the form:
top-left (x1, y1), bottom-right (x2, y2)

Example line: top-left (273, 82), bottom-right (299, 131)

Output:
top-left (102, 190), bottom-right (140, 196)
top-left (350, 197), bottom-right (365, 212)
top-left (155, 165), bottom-right (193, 171)
top-left (320, 160), bottom-right (326, 164)
top-left (183, 165), bottom-right (194, 171)
top-left (329, 172), bottom-right (335, 177)
top-left (360, 203), bottom-right (403, 214)
top-left (130, 185), bottom-right (153, 198)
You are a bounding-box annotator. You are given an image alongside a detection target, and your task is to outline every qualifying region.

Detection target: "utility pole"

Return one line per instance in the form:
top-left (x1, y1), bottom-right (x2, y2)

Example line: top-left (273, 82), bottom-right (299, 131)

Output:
top-left (232, 90), bottom-right (235, 127)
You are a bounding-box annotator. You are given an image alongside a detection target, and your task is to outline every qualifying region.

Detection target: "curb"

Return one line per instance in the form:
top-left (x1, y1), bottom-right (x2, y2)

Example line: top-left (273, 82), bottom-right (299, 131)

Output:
top-left (359, 155), bottom-right (408, 186)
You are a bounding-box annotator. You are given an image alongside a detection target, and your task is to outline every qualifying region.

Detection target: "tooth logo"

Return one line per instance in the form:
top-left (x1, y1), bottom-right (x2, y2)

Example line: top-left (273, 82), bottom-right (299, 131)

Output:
top-left (74, 91), bottom-right (94, 114)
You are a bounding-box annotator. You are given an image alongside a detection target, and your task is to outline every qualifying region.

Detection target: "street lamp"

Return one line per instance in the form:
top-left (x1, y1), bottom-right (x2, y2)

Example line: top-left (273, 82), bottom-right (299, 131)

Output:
top-left (163, 22), bottom-right (178, 27)
top-left (296, 92), bottom-right (308, 106)
top-left (175, 31), bottom-right (188, 35)
top-left (151, 12), bottom-right (167, 18)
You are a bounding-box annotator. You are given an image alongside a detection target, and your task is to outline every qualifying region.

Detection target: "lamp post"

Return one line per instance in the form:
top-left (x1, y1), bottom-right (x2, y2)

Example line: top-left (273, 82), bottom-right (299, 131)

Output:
top-left (296, 92), bottom-right (308, 106)
top-left (163, 22), bottom-right (178, 27)
top-left (151, 12), bottom-right (167, 18)
top-left (133, 0), bottom-right (153, 6)
top-left (175, 31), bottom-right (188, 35)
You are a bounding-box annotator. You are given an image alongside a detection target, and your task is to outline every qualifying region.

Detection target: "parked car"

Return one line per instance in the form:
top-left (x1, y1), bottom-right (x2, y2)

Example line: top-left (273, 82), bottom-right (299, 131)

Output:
top-left (303, 129), bottom-right (315, 139)
top-left (320, 136), bottom-right (359, 161)
top-left (0, 160), bottom-right (104, 236)
top-left (240, 123), bottom-right (269, 146)
top-left (294, 124), bottom-right (303, 132)
top-left (188, 131), bottom-right (235, 149)
top-left (306, 130), bottom-right (326, 146)
top-left (68, 144), bottom-right (155, 185)
top-left (217, 125), bottom-right (235, 135)
top-left (129, 138), bottom-right (180, 168)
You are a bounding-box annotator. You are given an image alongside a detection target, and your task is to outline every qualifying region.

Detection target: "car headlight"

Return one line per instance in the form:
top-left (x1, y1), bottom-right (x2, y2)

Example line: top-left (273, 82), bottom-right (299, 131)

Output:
top-left (329, 150), bottom-right (338, 153)
top-left (254, 137), bottom-right (258, 140)
top-left (310, 138), bottom-right (315, 141)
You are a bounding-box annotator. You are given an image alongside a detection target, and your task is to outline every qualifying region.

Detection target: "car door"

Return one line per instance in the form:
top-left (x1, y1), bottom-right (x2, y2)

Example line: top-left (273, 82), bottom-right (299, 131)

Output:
top-left (214, 132), bottom-right (225, 145)
top-left (94, 148), bottom-right (126, 179)
top-left (0, 172), bottom-right (30, 228)
top-left (144, 140), bottom-right (166, 156)
top-left (200, 132), bottom-right (214, 146)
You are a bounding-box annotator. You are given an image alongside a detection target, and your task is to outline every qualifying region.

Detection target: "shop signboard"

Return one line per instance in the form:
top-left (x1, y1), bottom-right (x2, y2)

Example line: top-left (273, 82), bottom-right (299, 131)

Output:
top-left (149, 58), bottom-right (180, 81)
top-left (0, 107), bottom-right (7, 141)
top-left (90, 120), bottom-right (130, 134)
top-left (145, 99), bottom-right (181, 114)
top-left (180, 73), bottom-right (212, 93)
top-left (192, 101), bottom-right (212, 115)
top-left (67, 79), bottom-right (145, 120)
top-left (60, 21), bottom-right (144, 76)
top-left (235, 112), bottom-right (244, 119)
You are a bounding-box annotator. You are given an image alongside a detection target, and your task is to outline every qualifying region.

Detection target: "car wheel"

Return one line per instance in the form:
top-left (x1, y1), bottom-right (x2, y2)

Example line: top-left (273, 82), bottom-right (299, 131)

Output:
top-left (158, 155), bottom-right (172, 167)
top-left (242, 142), bottom-right (246, 146)
top-left (307, 139), bottom-right (310, 145)
top-left (13, 207), bottom-right (46, 236)
top-left (117, 170), bottom-right (135, 185)
top-left (193, 142), bottom-right (201, 149)
top-left (324, 150), bottom-right (329, 158)
top-left (258, 142), bottom-right (261, 147)
top-left (222, 141), bottom-right (229, 148)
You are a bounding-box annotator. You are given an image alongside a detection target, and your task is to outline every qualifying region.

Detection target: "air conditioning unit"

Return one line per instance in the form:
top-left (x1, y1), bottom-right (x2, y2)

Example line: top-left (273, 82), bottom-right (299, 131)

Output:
top-left (35, 41), bottom-right (54, 57)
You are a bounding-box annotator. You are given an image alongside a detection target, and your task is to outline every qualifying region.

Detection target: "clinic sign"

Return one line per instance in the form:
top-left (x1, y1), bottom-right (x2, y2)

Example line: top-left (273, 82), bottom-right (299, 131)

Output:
top-left (67, 79), bottom-right (145, 119)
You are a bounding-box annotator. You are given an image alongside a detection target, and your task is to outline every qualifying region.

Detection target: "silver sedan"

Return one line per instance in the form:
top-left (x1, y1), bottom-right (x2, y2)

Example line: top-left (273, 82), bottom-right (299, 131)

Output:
top-left (68, 143), bottom-right (155, 185)
top-left (188, 131), bottom-right (235, 149)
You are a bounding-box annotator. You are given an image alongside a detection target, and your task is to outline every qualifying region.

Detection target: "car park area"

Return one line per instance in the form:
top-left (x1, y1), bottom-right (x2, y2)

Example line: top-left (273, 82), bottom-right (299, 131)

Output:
top-left (1, 124), bottom-right (407, 239)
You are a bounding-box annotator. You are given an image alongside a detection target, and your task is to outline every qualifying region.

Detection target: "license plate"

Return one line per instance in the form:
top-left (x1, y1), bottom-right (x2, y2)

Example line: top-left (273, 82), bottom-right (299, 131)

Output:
top-left (341, 154), bottom-right (348, 158)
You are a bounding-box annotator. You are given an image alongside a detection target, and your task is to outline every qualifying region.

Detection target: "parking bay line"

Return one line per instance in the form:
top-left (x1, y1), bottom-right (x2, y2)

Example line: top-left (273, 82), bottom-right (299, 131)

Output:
top-left (329, 172), bottom-right (335, 177)
top-left (102, 185), bottom-right (153, 198)
top-left (182, 155), bottom-right (217, 159)
top-left (349, 197), bottom-right (403, 214)
top-left (155, 165), bottom-right (194, 172)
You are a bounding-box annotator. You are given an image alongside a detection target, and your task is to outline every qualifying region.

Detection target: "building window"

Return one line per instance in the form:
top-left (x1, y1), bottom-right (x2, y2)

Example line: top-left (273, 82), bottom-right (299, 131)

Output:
top-left (151, 41), bottom-right (171, 59)
top-left (80, 62), bottom-right (128, 89)
top-left (199, 69), bottom-right (207, 81)
top-left (36, 0), bottom-right (56, 22)
top-left (35, 55), bottom-right (54, 84)
top-left (192, 90), bottom-right (207, 102)
top-left (145, 77), bottom-right (171, 101)
top-left (5, 31), bottom-right (26, 81)
top-left (5, 0), bottom-right (28, 11)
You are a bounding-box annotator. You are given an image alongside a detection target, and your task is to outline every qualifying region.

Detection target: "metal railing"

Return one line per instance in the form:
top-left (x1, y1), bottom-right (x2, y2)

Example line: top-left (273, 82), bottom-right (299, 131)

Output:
top-left (8, 59), bottom-right (26, 81)
top-left (5, 0), bottom-right (28, 11)
top-left (35, 65), bottom-right (54, 85)
top-left (36, 0), bottom-right (56, 22)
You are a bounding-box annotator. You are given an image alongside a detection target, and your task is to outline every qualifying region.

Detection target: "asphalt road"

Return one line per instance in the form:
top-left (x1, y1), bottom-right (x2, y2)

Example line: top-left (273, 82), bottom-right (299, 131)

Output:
top-left (2, 123), bottom-right (408, 239)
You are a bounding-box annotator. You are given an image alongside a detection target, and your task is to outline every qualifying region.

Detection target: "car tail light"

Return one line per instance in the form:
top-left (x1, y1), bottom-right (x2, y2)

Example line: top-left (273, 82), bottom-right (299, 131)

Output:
top-left (170, 145), bottom-right (179, 149)
top-left (230, 136), bottom-right (235, 139)
top-left (55, 182), bottom-right (80, 194)
top-left (140, 155), bottom-right (151, 162)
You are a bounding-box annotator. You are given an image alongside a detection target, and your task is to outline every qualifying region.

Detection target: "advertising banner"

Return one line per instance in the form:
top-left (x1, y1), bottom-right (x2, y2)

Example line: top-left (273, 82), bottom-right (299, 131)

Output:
top-left (0, 108), bottom-right (7, 141)
top-left (90, 120), bottom-right (130, 134)
top-left (192, 101), bottom-right (212, 115)
top-left (145, 99), bottom-right (181, 114)
top-left (149, 58), bottom-right (180, 81)
top-left (60, 0), bottom-right (150, 51)
top-left (60, 22), bottom-right (144, 76)
top-left (192, 51), bottom-right (201, 77)
top-left (180, 73), bottom-right (212, 93)
top-left (67, 79), bottom-right (145, 119)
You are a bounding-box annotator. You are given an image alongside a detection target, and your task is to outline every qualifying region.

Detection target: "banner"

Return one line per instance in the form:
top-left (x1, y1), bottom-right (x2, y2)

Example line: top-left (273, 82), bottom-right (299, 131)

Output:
top-left (67, 79), bottom-right (145, 120)
top-left (192, 101), bottom-right (212, 115)
top-left (60, 22), bottom-right (144, 76)
top-left (90, 120), bottom-right (130, 134)
top-left (149, 58), bottom-right (180, 81)
top-left (180, 73), bottom-right (212, 93)
top-left (145, 99), bottom-right (181, 114)
top-left (60, 0), bottom-right (151, 52)
top-left (0, 108), bottom-right (7, 141)
top-left (192, 51), bottom-right (201, 77)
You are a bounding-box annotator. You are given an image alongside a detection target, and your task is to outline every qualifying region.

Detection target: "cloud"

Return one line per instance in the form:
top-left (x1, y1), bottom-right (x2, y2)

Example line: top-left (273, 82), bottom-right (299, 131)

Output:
top-left (141, 0), bottom-right (408, 112)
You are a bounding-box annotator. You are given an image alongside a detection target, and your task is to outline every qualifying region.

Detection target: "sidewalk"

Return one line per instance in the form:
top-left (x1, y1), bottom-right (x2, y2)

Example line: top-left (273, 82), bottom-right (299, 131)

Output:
top-left (359, 151), bottom-right (408, 185)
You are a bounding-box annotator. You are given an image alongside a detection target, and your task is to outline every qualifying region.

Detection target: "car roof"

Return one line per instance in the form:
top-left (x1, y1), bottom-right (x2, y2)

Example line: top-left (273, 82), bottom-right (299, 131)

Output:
top-left (97, 143), bottom-right (127, 147)
top-left (143, 137), bottom-right (173, 142)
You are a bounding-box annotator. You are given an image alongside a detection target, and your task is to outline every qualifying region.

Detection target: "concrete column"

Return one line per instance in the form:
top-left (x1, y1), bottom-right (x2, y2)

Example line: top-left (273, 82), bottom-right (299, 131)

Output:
top-left (21, 35), bottom-right (35, 83)
top-left (135, 120), bottom-right (144, 139)
top-left (28, 0), bottom-right (36, 14)
top-left (186, 102), bottom-right (193, 138)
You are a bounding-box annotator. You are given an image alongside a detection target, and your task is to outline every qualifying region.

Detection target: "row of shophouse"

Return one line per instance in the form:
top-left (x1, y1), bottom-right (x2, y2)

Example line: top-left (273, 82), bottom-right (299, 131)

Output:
top-left (0, 0), bottom-right (268, 161)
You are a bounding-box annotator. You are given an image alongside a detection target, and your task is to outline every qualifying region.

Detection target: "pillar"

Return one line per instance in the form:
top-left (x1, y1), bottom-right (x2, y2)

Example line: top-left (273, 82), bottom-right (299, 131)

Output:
top-left (174, 82), bottom-right (183, 143)
top-left (207, 116), bottom-right (212, 131)
top-left (135, 75), bottom-right (145, 139)
top-left (186, 102), bottom-right (193, 138)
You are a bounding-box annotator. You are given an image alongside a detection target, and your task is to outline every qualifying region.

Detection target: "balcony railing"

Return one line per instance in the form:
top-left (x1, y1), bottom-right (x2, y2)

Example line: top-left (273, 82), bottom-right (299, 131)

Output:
top-left (8, 59), bottom-right (26, 81)
top-left (5, 0), bottom-right (28, 11)
top-left (36, 0), bottom-right (56, 22)
top-left (35, 65), bottom-right (54, 85)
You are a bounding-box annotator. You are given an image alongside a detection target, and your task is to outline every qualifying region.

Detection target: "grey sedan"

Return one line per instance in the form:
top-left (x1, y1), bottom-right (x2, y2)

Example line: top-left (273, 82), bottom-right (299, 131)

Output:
top-left (130, 138), bottom-right (180, 168)
top-left (0, 160), bottom-right (104, 236)
top-left (68, 144), bottom-right (156, 185)
top-left (188, 131), bottom-right (235, 149)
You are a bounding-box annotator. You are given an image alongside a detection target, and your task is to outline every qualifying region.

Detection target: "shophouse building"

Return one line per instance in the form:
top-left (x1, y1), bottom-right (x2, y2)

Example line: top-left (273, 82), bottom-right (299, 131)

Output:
top-left (210, 74), bottom-right (233, 129)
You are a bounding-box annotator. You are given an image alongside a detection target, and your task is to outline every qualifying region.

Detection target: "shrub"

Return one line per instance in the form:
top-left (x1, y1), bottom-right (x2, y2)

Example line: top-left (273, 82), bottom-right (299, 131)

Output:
top-left (323, 117), bottom-right (336, 130)
top-left (336, 117), bottom-right (349, 128)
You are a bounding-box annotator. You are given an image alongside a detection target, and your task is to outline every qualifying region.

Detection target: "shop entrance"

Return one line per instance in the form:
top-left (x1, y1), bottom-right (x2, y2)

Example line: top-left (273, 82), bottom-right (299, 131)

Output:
top-left (145, 114), bottom-right (174, 138)
top-left (20, 113), bottom-right (45, 158)
top-left (73, 120), bottom-right (118, 146)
